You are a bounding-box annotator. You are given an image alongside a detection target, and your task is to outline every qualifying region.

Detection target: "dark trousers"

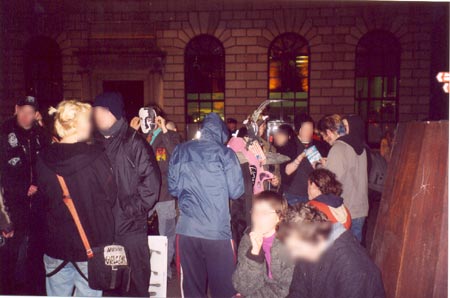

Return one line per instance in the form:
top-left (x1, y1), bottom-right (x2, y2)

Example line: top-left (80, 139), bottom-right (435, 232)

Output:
top-left (177, 234), bottom-right (236, 298)
top-left (0, 230), bottom-right (29, 295)
top-left (106, 232), bottom-right (150, 297)
top-left (0, 198), bottom-right (45, 295)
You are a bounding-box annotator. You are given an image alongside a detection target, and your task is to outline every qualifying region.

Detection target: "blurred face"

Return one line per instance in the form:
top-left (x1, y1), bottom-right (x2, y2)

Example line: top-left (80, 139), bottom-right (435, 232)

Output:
top-left (342, 119), bottom-right (350, 134)
top-left (284, 233), bottom-right (327, 262)
top-left (274, 132), bottom-right (289, 147)
top-left (320, 129), bottom-right (339, 145)
top-left (251, 201), bottom-right (280, 235)
top-left (15, 105), bottom-right (36, 129)
top-left (75, 111), bottom-right (93, 142)
top-left (227, 122), bottom-right (237, 132)
top-left (299, 122), bottom-right (314, 142)
top-left (93, 107), bottom-right (117, 132)
top-left (308, 180), bottom-right (322, 200)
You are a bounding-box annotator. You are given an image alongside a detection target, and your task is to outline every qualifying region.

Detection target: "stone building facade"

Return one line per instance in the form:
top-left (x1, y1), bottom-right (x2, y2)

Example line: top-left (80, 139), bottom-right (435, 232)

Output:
top-left (0, 0), bottom-right (448, 139)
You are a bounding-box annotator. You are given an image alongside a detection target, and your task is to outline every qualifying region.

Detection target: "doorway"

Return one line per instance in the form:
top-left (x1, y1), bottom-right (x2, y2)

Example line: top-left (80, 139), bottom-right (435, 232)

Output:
top-left (103, 80), bottom-right (144, 120)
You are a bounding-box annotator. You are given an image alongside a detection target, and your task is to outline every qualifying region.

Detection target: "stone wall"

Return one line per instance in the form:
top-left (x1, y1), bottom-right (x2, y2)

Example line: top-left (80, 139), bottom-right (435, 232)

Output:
top-left (1, 0), bottom-right (447, 131)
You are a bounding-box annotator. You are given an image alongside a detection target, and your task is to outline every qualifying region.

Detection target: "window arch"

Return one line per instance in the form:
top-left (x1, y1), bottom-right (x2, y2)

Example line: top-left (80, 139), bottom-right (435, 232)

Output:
top-left (268, 32), bottom-right (309, 122)
top-left (24, 36), bottom-right (63, 113)
top-left (185, 35), bottom-right (225, 125)
top-left (355, 30), bottom-right (401, 145)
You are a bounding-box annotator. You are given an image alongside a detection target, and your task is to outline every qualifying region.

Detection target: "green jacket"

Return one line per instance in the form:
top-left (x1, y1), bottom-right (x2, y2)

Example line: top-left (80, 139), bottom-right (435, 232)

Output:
top-left (233, 230), bottom-right (294, 298)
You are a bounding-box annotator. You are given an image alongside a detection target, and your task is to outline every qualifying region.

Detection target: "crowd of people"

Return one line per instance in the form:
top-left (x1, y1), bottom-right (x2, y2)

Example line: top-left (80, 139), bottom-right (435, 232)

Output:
top-left (0, 93), bottom-right (387, 298)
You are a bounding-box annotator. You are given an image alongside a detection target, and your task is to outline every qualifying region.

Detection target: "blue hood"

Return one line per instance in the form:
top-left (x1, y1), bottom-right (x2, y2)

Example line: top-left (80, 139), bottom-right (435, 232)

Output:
top-left (200, 113), bottom-right (229, 144)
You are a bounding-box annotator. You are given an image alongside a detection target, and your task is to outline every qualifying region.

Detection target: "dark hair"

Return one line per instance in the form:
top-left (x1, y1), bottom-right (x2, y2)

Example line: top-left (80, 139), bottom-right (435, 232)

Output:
top-left (149, 104), bottom-right (167, 119)
top-left (227, 118), bottom-right (238, 124)
top-left (236, 126), bottom-right (248, 138)
top-left (317, 114), bottom-right (344, 134)
top-left (294, 113), bottom-right (314, 133)
top-left (253, 191), bottom-right (288, 219)
top-left (277, 204), bottom-right (332, 244)
top-left (308, 169), bottom-right (343, 196)
top-left (276, 124), bottom-right (296, 140)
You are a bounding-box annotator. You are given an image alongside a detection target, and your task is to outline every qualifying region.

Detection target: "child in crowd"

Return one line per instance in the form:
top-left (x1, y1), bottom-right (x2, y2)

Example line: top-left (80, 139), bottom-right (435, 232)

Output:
top-left (233, 191), bottom-right (294, 298)
top-left (307, 169), bottom-right (351, 229)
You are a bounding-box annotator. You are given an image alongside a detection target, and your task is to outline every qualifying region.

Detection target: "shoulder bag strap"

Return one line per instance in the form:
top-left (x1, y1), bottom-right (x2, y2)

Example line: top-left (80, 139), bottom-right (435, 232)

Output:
top-left (56, 175), bottom-right (94, 259)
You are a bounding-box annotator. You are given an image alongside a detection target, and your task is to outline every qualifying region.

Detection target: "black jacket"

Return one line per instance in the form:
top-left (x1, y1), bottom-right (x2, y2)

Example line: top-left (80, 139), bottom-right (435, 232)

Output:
top-left (149, 130), bottom-right (181, 202)
top-left (0, 117), bottom-right (50, 230)
top-left (36, 142), bottom-right (116, 262)
top-left (281, 138), bottom-right (314, 197)
top-left (288, 231), bottom-right (385, 298)
top-left (98, 119), bottom-right (161, 236)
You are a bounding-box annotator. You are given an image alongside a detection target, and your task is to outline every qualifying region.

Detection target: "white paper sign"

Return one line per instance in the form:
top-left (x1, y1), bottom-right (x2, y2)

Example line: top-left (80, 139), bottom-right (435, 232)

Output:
top-left (104, 245), bottom-right (128, 266)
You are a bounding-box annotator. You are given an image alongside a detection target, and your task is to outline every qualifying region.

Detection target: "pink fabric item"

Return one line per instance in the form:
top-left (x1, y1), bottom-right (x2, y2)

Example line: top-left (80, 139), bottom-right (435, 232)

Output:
top-left (262, 233), bottom-right (276, 279)
top-left (227, 137), bottom-right (273, 194)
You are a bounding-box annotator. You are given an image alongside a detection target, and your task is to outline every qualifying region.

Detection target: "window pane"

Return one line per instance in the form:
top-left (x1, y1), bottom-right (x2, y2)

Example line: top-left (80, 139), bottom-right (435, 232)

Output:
top-left (269, 92), bottom-right (282, 99)
top-left (368, 100), bottom-right (382, 122)
top-left (268, 33), bottom-right (309, 116)
top-left (383, 76), bottom-right (397, 98)
top-left (199, 93), bottom-right (212, 100)
top-left (358, 100), bottom-right (368, 121)
top-left (185, 35), bottom-right (225, 124)
top-left (212, 92), bottom-right (224, 100)
top-left (212, 101), bottom-right (224, 118)
top-left (370, 77), bottom-right (383, 98)
top-left (355, 30), bottom-right (400, 145)
top-left (187, 93), bottom-right (199, 100)
top-left (356, 77), bottom-right (368, 98)
top-left (381, 100), bottom-right (396, 122)
top-left (187, 102), bottom-right (200, 123)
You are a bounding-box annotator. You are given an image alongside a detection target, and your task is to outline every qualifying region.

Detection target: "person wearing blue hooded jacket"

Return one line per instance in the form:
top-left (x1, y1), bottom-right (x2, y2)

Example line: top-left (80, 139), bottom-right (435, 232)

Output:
top-left (169, 113), bottom-right (245, 298)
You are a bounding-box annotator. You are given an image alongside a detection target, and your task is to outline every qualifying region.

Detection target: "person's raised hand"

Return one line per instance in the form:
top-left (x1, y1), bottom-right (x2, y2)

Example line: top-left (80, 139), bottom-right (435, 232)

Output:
top-left (27, 185), bottom-right (38, 197)
top-left (295, 152), bottom-right (306, 165)
top-left (249, 231), bottom-right (263, 255)
top-left (130, 117), bottom-right (140, 131)
top-left (156, 116), bottom-right (168, 133)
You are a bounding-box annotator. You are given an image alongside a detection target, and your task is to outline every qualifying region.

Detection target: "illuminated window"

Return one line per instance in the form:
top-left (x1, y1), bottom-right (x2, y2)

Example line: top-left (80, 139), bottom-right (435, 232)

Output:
top-left (185, 35), bottom-right (225, 124)
top-left (268, 33), bottom-right (309, 122)
top-left (24, 36), bottom-right (63, 114)
top-left (355, 30), bottom-right (401, 145)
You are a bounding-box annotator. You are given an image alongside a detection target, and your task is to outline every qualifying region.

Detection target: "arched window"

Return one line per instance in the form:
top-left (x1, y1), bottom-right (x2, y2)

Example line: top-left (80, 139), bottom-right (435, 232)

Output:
top-left (268, 33), bottom-right (309, 122)
top-left (24, 36), bottom-right (63, 113)
top-left (185, 35), bottom-right (225, 125)
top-left (355, 30), bottom-right (401, 145)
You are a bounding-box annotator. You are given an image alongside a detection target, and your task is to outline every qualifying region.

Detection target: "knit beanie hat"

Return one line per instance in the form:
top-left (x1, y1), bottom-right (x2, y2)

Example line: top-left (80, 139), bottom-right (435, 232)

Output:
top-left (93, 92), bottom-right (124, 120)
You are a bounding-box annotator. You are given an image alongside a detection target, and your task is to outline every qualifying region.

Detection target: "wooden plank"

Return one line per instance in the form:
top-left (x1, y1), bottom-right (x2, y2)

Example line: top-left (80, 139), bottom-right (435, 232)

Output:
top-left (396, 122), bottom-right (448, 297)
top-left (371, 121), bottom-right (448, 298)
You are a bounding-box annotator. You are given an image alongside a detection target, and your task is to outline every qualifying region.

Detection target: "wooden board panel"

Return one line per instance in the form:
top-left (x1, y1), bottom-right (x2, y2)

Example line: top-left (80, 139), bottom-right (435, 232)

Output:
top-left (371, 121), bottom-right (448, 298)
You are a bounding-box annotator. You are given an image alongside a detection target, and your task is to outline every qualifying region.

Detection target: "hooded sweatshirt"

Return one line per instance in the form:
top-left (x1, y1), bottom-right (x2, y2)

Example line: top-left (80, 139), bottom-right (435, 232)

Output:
top-left (168, 113), bottom-right (244, 240)
top-left (308, 194), bottom-right (352, 230)
top-left (339, 115), bottom-right (365, 155)
top-left (36, 142), bottom-right (116, 262)
top-left (326, 116), bottom-right (369, 219)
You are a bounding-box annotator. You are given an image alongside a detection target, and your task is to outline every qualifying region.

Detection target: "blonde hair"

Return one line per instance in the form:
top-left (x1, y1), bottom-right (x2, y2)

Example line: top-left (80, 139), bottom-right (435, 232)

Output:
top-left (49, 100), bottom-right (92, 138)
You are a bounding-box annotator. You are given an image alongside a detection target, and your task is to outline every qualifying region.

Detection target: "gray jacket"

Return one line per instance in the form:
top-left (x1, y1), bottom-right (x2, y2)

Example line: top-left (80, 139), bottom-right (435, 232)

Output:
top-left (233, 231), bottom-right (294, 298)
top-left (326, 140), bottom-right (369, 219)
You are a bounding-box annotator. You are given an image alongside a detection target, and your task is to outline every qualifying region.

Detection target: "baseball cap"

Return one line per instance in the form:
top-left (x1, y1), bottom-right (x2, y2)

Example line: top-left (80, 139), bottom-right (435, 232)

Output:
top-left (17, 96), bottom-right (38, 110)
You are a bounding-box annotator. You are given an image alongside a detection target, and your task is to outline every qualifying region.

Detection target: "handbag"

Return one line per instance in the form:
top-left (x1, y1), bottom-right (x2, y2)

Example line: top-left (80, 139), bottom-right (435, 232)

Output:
top-left (56, 174), bottom-right (131, 291)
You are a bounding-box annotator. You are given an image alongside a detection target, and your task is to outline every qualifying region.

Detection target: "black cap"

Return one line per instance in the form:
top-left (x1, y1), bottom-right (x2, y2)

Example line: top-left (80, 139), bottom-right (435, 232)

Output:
top-left (93, 92), bottom-right (124, 120)
top-left (17, 96), bottom-right (38, 110)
